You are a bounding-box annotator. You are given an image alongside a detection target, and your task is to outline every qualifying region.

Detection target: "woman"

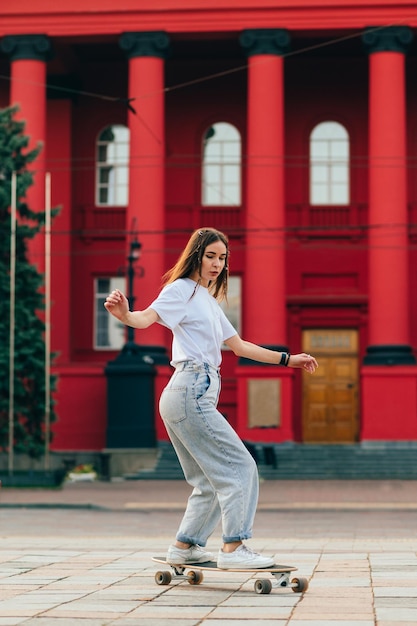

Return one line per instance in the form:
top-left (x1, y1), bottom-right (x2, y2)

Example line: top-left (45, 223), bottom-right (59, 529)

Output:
top-left (105, 227), bottom-right (318, 569)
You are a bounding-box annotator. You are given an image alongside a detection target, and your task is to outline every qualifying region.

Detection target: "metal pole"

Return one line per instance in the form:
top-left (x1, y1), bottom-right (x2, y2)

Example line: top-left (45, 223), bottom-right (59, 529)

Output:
top-left (125, 218), bottom-right (141, 348)
top-left (44, 173), bottom-right (51, 471)
top-left (127, 251), bottom-right (135, 344)
top-left (8, 172), bottom-right (17, 476)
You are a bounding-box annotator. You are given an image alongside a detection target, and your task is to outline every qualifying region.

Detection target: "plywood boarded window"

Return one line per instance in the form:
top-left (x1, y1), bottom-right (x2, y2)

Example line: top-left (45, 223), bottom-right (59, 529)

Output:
top-left (248, 379), bottom-right (280, 428)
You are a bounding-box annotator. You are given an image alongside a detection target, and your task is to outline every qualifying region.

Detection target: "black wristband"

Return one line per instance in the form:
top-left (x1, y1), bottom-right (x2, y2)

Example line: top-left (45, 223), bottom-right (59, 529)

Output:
top-left (285, 352), bottom-right (291, 366)
top-left (279, 352), bottom-right (288, 366)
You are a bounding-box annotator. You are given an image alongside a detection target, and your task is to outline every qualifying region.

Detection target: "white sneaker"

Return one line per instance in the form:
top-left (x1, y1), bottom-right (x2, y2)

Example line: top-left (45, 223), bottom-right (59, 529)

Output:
top-left (217, 544), bottom-right (275, 569)
top-left (166, 544), bottom-right (214, 565)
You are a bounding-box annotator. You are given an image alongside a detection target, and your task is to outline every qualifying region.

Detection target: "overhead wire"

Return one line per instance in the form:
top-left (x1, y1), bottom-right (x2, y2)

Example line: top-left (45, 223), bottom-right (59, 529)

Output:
top-left (0, 19), bottom-right (415, 182)
top-left (2, 14), bottom-right (417, 248)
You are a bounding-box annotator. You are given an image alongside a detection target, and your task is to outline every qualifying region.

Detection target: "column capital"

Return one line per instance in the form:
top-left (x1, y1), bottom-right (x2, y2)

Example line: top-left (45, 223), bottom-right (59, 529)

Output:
top-left (240, 29), bottom-right (290, 57)
top-left (1, 34), bottom-right (51, 61)
top-left (119, 31), bottom-right (171, 59)
top-left (362, 26), bottom-right (413, 54)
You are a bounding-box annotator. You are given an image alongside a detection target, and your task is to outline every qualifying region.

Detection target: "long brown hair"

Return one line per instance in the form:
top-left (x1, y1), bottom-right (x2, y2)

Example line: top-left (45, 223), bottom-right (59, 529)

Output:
top-left (162, 228), bottom-right (229, 300)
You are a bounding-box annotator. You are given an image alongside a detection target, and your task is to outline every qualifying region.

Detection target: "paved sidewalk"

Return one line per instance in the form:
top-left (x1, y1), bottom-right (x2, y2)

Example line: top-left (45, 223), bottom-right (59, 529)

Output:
top-left (1, 480), bottom-right (417, 625)
top-left (2, 478), bottom-right (417, 511)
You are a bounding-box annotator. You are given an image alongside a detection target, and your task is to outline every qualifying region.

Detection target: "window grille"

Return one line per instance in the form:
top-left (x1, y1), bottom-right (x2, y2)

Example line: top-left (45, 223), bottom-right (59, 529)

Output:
top-left (310, 121), bottom-right (350, 206)
top-left (202, 122), bottom-right (241, 206)
top-left (96, 125), bottom-right (130, 206)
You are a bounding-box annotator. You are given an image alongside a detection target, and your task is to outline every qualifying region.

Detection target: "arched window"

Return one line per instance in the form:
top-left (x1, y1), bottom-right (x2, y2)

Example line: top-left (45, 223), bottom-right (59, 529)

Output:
top-left (96, 125), bottom-right (130, 206)
top-left (310, 122), bottom-right (350, 205)
top-left (202, 122), bottom-right (241, 206)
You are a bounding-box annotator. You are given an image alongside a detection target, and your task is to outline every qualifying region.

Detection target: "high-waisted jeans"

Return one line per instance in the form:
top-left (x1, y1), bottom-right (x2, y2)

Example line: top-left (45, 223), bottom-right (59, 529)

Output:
top-left (159, 360), bottom-right (259, 545)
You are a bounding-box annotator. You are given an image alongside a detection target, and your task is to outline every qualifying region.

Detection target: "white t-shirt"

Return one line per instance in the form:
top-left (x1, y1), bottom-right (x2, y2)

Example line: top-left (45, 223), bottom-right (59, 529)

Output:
top-left (150, 277), bottom-right (237, 368)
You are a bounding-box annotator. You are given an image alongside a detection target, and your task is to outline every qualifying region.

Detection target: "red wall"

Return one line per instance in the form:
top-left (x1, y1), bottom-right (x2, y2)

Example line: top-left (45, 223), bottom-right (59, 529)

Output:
top-left (44, 41), bottom-right (399, 448)
top-left (47, 100), bottom-right (72, 364)
top-left (52, 366), bottom-right (107, 449)
top-left (1, 3), bottom-right (417, 449)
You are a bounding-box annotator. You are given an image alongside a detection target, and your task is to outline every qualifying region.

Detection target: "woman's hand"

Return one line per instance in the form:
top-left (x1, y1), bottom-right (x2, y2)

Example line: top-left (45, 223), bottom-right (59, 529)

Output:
top-left (289, 353), bottom-right (318, 373)
top-left (104, 289), bottom-right (129, 321)
top-left (104, 290), bottom-right (159, 329)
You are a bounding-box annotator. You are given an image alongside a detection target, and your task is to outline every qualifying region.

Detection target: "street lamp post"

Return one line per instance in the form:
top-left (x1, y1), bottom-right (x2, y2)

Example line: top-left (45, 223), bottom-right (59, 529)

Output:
top-left (104, 230), bottom-right (157, 454)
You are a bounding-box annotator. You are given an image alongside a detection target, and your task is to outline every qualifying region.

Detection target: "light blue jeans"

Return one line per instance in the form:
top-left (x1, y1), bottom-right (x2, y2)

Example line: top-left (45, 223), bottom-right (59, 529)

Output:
top-left (159, 360), bottom-right (259, 545)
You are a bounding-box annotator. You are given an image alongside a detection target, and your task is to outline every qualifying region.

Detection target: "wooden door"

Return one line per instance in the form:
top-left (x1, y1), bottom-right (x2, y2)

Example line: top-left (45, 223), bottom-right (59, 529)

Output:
top-left (302, 330), bottom-right (358, 443)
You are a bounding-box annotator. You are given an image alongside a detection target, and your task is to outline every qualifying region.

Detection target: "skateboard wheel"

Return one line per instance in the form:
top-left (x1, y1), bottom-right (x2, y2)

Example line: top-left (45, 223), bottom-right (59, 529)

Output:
top-left (187, 570), bottom-right (203, 585)
top-left (291, 577), bottom-right (309, 593)
top-left (155, 570), bottom-right (172, 585)
top-left (254, 578), bottom-right (272, 594)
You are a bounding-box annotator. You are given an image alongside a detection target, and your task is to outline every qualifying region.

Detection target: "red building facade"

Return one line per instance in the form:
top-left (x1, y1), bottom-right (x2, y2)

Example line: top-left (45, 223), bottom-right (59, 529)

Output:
top-left (2, 1), bottom-right (417, 457)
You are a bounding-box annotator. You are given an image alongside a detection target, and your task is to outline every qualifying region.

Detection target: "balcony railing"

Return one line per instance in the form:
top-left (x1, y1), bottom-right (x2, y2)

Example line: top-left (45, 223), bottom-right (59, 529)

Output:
top-left (165, 204), bottom-right (244, 235)
top-left (74, 202), bottom-right (417, 241)
top-left (75, 204), bottom-right (245, 239)
top-left (286, 203), bottom-right (368, 237)
top-left (75, 205), bottom-right (126, 239)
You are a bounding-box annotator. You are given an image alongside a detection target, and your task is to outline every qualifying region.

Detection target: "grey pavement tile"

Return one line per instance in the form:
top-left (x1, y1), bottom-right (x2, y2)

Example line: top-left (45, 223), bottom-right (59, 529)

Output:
top-left (39, 611), bottom-right (126, 619)
top-left (208, 606), bottom-right (294, 619)
top-left (291, 614), bottom-right (375, 620)
top-left (310, 577), bottom-right (372, 587)
top-left (370, 554), bottom-right (417, 561)
top-left (153, 590), bottom-right (232, 603)
top-left (221, 595), bottom-right (299, 606)
top-left (0, 599), bottom-right (60, 610)
top-left (108, 617), bottom-right (201, 626)
top-left (22, 592), bottom-right (87, 601)
top-left (374, 576), bottom-right (417, 585)
top-left (123, 604), bottom-right (214, 618)
top-left (374, 588), bottom-right (417, 597)
top-left (376, 598), bottom-right (417, 608)
top-left (319, 552), bottom-right (370, 558)
top-left (373, 570), bottom-right (417, 578)
top-left (46, 600), bottom-right (142, 612)
top-left (0, 577), bottom-right (56, 585)
top-left (298, 594), bottom-right (372, 604)
top-left (301, 591), bottom-right (373, 600)
top-left (376, 608), bottom-right (417, 621)
top-left (377, 623), bottom-right (417, 626)
top-left (0, 576), bottom-right (40, 593)
top-left (0, 566), bottom-right (29, 577)
top-left (145, 596), bottom-right (223, 607)
top-left (11, 555), bottom-right (70, 564)
top-left (86, 590), bottom-right (149, 601)
top-left (202, 621), bottom-right (288, 625)
top-left (20, 621), bottom-right (113, 626)
top-left (371, 563), bottom-right (417, 571)
top-left (53, 574), bottom-right (127, 583)
top-left (291, 622), bottom-right (374, 625)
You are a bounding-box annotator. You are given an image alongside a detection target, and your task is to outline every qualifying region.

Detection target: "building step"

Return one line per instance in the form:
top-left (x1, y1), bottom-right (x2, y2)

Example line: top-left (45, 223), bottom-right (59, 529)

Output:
top-left (125, 441), bottom-right (417, 480)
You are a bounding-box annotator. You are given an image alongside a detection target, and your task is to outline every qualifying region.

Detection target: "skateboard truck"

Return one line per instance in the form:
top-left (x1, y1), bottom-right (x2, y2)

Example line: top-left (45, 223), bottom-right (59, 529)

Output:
top-left (152, 558), bottom-right (309, 595)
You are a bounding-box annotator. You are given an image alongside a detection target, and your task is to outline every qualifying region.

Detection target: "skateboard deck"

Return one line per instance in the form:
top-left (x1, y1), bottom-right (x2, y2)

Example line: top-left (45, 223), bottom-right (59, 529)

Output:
top-left (152, 556), bottom-right (308, 594)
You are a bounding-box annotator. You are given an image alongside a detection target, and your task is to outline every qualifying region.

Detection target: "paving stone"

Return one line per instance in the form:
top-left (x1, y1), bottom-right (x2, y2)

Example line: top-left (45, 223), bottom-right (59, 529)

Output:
top-left (1, 480), bottom-right (417, 623)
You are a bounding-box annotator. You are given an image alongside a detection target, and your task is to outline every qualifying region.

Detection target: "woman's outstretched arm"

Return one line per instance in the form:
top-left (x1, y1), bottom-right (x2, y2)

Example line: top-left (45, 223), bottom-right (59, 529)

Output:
top-left (104, 289), bottom-right (159, 329)
top-left (225, 334), bottom-right (318, 373)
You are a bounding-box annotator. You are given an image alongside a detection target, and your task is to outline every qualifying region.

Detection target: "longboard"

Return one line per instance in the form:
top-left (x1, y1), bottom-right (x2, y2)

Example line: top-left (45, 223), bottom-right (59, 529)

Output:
top-left (152, 556), bottom-right (308, 594)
